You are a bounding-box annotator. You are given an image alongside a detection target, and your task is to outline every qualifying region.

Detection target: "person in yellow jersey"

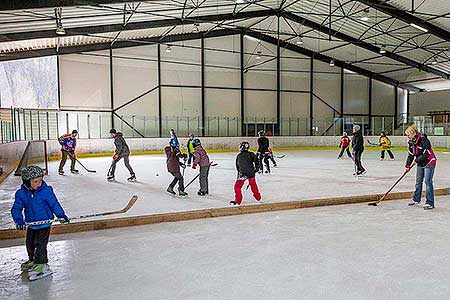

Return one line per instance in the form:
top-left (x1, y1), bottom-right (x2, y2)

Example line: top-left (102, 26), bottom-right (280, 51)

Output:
top-left (379, 131), bottom-right (395, 160)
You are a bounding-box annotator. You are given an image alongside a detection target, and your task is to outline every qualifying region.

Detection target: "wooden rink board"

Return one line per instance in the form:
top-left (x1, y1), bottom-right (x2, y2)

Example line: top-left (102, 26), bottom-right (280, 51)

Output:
top-left (2, 187), bottom-right (450, 241)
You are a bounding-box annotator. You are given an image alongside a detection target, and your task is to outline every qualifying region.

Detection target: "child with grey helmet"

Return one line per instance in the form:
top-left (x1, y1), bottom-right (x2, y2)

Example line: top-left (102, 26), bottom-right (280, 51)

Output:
top-left (11, 166), bottom-right (69, 281)
top-left (191, 138), bottom-right (210, 196)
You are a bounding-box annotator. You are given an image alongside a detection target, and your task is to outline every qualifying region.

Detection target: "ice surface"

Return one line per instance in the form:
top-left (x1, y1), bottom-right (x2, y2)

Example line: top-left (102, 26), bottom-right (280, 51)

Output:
top-left (1, 197), bottom-right (450, 300)
top-left (1, 150), bottom-right (450, 229)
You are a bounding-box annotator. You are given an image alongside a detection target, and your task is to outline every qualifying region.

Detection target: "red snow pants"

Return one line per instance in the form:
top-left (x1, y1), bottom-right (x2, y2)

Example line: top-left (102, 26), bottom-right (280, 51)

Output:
top-left (234, 176), bottom-right (261, 204)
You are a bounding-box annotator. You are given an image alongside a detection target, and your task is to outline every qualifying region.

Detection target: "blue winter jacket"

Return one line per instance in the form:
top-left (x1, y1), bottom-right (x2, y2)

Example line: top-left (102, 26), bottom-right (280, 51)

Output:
top-left (11, 181), bottom-right (66, 230)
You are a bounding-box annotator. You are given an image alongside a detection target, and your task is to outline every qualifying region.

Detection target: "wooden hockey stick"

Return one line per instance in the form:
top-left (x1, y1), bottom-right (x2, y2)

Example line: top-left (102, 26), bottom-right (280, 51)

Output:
top-left (26, 195), bottom-right (138, 226)
top-left (368, 164), bottom-right (415, 206)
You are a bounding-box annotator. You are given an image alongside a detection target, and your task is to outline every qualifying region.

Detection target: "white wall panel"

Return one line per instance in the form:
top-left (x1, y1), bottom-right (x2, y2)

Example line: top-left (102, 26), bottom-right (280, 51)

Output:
top-left (59, 51), bottom-right (111, 110)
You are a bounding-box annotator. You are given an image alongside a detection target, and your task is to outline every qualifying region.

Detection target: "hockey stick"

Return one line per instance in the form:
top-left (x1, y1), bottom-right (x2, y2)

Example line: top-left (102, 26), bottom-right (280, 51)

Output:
top-left (26, 195), bottom-right (139, 226)
top-left (184, 162), bottom-right (218, 190)
top-left (366, 139), bottom-right (379, 146)
top-left (275, 155), bottom-right (285, 159)
top-left (368, 165), bottom-right (415, 206)
top-left (75, 159), bottom-right (96, 173)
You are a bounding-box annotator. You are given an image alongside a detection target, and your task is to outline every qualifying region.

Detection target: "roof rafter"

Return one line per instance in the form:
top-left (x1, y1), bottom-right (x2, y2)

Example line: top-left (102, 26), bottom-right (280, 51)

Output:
top-left (244, 28), bottom-right (421, 92)
top-left (281, 11), bottom-right (449, 79)
top-left (0, 9), bottom-right (275, 43)
top-left (356, 0), bottom-right (450, 44)
top-left (0, 1), bottom-right (136, 11)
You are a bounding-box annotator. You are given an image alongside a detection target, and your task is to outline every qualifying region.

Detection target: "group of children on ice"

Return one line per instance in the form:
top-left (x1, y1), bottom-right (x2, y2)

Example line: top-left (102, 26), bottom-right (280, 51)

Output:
top-left (11, 123), bottom-right (437, 281)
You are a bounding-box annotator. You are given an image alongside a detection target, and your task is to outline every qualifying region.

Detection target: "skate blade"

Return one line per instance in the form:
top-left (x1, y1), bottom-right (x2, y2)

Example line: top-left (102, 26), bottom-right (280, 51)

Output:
top-left (29, 271), bottom-right (53, 281)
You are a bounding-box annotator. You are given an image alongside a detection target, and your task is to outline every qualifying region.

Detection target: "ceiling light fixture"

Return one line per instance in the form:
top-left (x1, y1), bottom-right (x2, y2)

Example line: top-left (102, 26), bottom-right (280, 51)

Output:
top-left (165, 45), bottom-right (172, 53)
top-left (431, 58), bottom-right (438, 65)
top-left (296, 35), bottom-right (304, 45)
top-left (235, 0), bottom-right (246, 3)
top-left (360, 9), bottom-right (369, 22)
top-left (256, 49), bottom-right (262, 60)
top-left (410, 23), bottom-right (428, 32)
top-left (379, 45), bottom-right (387, 54)
top-left (330, 60), bottom-right (335, 67)
top-left (55, 7), bottom-right (66, 35)
top-left (193, 22), bottom-right (200, 33)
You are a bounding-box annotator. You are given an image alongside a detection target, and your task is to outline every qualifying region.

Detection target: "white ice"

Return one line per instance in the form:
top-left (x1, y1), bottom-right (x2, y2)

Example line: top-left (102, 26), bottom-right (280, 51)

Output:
top-left (1, 197), bottom-right (450, 300)
top-left (1, 150), bottom-right (450, 228)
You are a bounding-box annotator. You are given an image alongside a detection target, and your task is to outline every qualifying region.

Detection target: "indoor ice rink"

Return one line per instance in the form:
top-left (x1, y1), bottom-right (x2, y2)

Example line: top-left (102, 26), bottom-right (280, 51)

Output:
top-left (1, 1), bottom-right (450, 299)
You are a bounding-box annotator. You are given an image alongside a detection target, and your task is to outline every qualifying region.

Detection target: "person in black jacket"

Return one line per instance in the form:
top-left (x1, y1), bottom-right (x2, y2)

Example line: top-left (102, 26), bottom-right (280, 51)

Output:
top-left (230, 141), bottom-right (261, 206)
top-left (107, 129), bottom-right (136, 182)
top-left (351, 125), bottom-right (366, 176)
top-left (257, 130), bottom-right (271, 174)
top-left (405, 124), bottom-right (437, 209)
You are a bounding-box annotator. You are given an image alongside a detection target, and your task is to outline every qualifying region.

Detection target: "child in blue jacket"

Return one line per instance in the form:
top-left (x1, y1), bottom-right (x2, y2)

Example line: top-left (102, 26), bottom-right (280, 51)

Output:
top-left (11, 166), bottom-right (69, 280)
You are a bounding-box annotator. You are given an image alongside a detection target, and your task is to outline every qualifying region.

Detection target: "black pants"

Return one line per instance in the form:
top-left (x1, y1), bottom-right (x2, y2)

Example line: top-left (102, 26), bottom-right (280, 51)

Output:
top-left (169, 171), bottom-right (185, 191)
top-left (338, 146), bottom-right (352, 158)
top-left (108, 154), bottom-right (134, 177)
top-left (381, 150), bottom-right (395, 159)
top-left (258, 153), bottom-right (270, 173)
top-left (353, 149), bottom-right (365, 173)
top-left (187, 153), bottom-right (194, 165)
top-left (59, 150), bottom-right (76, 171)
top-left (26, 227), bottom-right (51, 264)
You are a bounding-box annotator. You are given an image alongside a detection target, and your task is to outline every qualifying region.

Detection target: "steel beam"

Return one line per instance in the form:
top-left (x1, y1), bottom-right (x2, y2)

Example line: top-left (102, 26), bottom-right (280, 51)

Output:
top-left (281, 11), bottom-right (449, 80)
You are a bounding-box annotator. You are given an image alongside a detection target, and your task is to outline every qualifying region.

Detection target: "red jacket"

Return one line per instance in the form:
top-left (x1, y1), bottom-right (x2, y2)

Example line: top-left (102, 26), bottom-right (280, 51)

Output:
top-left (339, 136), bottom-right (350, 147)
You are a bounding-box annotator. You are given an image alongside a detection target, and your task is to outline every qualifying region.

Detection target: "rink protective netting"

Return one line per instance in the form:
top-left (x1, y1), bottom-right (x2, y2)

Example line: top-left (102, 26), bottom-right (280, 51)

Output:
top-left (14, 140), bottom-right (48, 176)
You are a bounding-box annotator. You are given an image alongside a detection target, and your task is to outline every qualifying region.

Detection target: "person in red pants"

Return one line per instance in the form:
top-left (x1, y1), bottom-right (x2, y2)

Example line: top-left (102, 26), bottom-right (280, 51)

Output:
top-left (230, 141), bottom-right (261, 206)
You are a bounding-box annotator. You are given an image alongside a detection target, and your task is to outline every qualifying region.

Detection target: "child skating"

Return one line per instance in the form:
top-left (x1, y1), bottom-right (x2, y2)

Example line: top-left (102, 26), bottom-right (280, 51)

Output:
top-left (11, 166), bottom-right (69, 281)
top-left (107, 129), bottom-right (136, 182)
top-left (186, 133), bottom-right (195, 167)
top-left (338, 132), bottom-right (352, 159)
top-left (165, 138), bottom-right (188, 196)
top-left (230, 141), bottom-right (261, 206)
top-left (257, 130), bottom-right (271, 174)
top-left (192, 138), bottom-right (210, 196)
top-left (379, 131), bottom-right (395, 160)
top-left (58, 129), bottom-right (78, 175)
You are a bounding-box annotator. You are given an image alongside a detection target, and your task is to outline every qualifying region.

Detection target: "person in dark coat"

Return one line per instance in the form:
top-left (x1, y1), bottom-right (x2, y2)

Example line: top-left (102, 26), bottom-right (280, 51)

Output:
top-left (351, 125), bottom-right (366, 176)
top-left (107, 129), bottom-right (135, 182)
top-left (192, 138), bottom-right (210, 196)
top-left (257, 130), bottom-right (271, 174)
top-left (405, 124), bottom-right (437, 209)
top-left (230, 141), bottom-right (261, 206)
top-left (165, 138), bottom-right (188, 196)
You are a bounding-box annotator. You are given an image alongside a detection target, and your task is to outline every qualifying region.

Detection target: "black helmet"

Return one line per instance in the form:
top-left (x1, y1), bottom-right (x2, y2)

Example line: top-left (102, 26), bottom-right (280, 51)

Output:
top-left (192, 138), bottom-right (201, 148)
top-left (258, 130), bottom-right (265, 137)
top-left (72, 129), bottom-right (78, 135)
top-left (109, 128), bottom-right (117, 134)
top-left (239, 141), bottom-right (250, 152)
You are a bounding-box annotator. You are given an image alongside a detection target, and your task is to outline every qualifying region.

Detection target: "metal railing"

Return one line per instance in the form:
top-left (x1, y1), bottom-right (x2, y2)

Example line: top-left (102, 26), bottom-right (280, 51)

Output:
top-left (2, 107), bottom-right (450, 144)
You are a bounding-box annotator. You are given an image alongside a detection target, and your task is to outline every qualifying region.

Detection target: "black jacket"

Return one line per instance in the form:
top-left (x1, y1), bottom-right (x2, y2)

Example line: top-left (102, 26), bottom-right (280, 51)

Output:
top-left (257, 136), bottom-right (270, 153)
top-left (406, 133), bottom-right (437, 168)
top-left (235, 151), bottom-right (259, 178)
top-left (351, 130), bottom-right (364, 152)
top-left (114, 132), bottom-right (130, 156)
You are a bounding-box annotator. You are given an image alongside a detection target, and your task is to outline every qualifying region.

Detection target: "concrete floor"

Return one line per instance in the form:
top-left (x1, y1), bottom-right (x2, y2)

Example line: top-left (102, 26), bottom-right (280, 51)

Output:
top-left (1, 149), bottom-right (450, 229)
top-left (1, 196), bottom-right (450, 300)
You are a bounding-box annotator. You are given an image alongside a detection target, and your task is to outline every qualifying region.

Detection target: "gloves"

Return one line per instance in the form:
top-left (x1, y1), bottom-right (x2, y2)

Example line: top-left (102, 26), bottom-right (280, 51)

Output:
top-left (69, 151), bottom-right (76, 159)
top-left (192, 164), bottom-right (197, 170)
top-left (59, 215), bottom-right (70, 224)
top-left (180, 162), bottom-right (186, 169)
top-left (113, 153), bottom-right (119, 161)
top-left (15, 220), bottom-right (26, 231)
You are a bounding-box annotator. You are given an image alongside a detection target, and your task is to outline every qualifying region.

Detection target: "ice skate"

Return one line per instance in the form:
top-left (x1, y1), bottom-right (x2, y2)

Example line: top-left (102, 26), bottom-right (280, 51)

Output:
top-left (107, 175), bottom-right (115, 182)
top-left (127, 174), bottom-right (136, 182)
top-left (229, 201), bottom-right (239, 206)
top-left (179, 190), bottom-right (188, 197)
top-left (70, 169), bottom-right (79, 174)
top-left (273, 163), bottom-right (277, 167)
top-left (58, 170), bottom-right (64, 175)
top-left (166, 186), bottom-right (176, 195)
top-left (265, 170), bottom-right (270, 174)
top-left (28, 264), bottom-right (53, 281)
top-left (197, 190), bottom-right (206, 196)
top-left (408, 200), bottom-right (421, 206)
top-left (423, 203), bottom-right (434, 210)
top-left (21, 260), bottom-right (34, 272)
